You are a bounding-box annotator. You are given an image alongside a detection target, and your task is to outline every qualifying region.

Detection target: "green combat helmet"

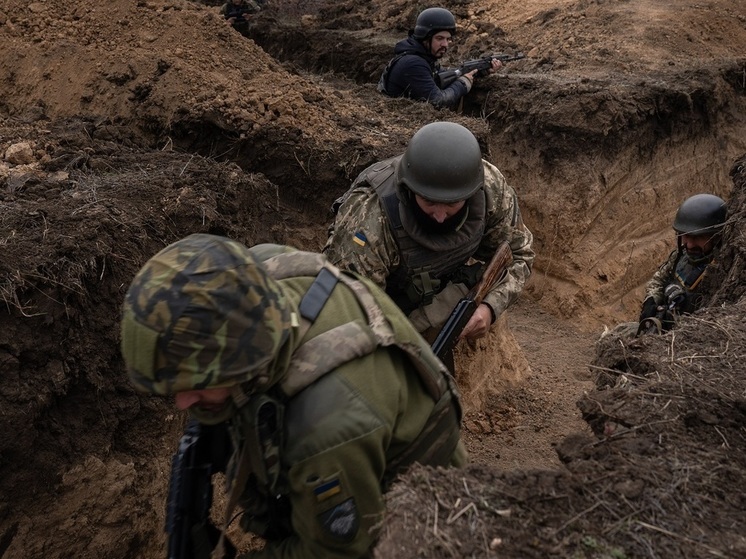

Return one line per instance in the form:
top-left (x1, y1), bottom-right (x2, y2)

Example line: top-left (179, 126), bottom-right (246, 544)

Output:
top-left (120, 234), bottom-right (292, 396)
top-left (396, 122), bottom-right (484, 203)
top-left (673, 193), bottom-right (727, 236)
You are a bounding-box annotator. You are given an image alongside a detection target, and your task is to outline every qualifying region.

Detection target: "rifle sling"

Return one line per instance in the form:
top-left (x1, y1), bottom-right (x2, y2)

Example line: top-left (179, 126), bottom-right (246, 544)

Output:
top-left (211, 439), bottom-right (253, 559)
top-left (212, 263), bottom-right (345, 558)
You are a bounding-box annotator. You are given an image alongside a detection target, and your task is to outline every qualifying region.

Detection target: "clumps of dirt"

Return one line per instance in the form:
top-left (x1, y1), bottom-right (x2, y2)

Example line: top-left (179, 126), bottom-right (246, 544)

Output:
top-left (0, 117), bottom-right (292, 558)
top-left (373, 160), bottom-right (746, 558)
top-left (701, 154), bottom-right (746, 305)
top-left (377, 300), bottom-right (746, 558)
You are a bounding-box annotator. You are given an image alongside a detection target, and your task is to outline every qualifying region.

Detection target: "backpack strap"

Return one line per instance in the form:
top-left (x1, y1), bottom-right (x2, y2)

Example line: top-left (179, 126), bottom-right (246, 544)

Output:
top-left (377, 52), bottom-right (408, 94)
top-left (298, 267), bottom-right (339, 322)
top-left (263, 250), bottom-right (461, 471)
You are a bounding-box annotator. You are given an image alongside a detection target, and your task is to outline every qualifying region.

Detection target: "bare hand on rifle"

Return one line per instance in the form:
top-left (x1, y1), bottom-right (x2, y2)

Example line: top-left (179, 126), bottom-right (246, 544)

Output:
top-left (464, 59), bottom-right (501, 83)
top-left (459, 303), bottom-right (492, 340)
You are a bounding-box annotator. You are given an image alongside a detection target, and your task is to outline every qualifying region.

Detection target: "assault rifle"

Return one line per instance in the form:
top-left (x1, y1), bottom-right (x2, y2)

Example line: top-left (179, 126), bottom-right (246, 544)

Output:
top-left (166, 419), bottom-right (235, 559)
top-left (431, 241), bottom-right (513, 361)
top-left (636, 284), bottom-right (686, 336)
top-left (436, 53), bottom-right (526, 88)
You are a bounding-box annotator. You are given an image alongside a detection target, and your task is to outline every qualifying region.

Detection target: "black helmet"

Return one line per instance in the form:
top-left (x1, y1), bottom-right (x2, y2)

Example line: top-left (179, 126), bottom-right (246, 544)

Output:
top-left (672, 194), bottom-right (727, 236)
top-left (412, 8), bottom-right (456, 41)
top-left (396, 122), bottom-right (484, 203)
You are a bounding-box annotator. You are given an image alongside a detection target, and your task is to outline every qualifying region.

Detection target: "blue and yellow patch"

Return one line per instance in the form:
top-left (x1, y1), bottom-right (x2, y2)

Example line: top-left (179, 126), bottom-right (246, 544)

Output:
top-left (353, 231), bottom-right (367, 247)
top-left (314, 479), bottom-right (341, 502)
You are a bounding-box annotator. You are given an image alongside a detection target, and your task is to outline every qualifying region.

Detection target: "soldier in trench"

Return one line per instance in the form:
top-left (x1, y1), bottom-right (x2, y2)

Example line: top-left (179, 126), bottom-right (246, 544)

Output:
top-left (323, 121), bottom-right (534, 371)
top-left (602, 193), bottom-right (729, 340)
top-left (120, 233), bottom-right (465, 558)
top-left (377, 7), bottom-right (502, 110)
top-left (636, 193), bottom-right (728, 334)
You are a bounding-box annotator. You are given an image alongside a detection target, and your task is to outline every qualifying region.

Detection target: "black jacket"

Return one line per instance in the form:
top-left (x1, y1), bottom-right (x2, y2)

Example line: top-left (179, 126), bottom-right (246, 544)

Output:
top-left (380, 36), bottom-right (469, 109)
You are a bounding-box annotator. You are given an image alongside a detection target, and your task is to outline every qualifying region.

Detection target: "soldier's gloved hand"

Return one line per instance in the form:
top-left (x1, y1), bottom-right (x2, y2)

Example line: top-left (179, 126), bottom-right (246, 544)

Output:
top-left (639, 297), bottom-right (658, 321)
top-left (660, 310), bottom-right (677, 333)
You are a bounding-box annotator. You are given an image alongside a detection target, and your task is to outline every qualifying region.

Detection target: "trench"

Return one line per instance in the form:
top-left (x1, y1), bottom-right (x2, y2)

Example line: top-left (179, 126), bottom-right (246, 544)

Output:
top-left (177, 16), bottom-right (746, 323)
top-left (2, 3), bottom-right (746, 558)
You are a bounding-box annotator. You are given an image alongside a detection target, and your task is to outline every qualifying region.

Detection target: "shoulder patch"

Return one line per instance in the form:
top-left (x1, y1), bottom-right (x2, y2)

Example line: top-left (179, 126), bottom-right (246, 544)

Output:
top-left (353, 231), bottom-right (367, 247)
top-left (318, 497), bottom-right (359, 543)
top-left (314, 478), bottom-right (341, 502)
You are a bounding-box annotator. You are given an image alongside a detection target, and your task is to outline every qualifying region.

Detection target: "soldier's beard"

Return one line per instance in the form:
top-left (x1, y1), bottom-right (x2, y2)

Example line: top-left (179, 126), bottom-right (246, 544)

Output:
top-left (684, 247), bottom-right (712, 265)
top-left (189, 400), bottom-right (237, 425)
top-left (412, 201), bottom-right (468, 234)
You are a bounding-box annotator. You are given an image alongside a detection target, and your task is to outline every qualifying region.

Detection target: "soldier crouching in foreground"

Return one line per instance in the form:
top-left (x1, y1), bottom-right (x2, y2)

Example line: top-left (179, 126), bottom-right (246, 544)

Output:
top-left (119, 233), bottom-right (465, 558)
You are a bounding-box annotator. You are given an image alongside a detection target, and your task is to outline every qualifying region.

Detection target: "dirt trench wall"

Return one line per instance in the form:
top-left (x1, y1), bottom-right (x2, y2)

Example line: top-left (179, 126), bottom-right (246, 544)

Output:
top-left (0, 119), bottom-right (295, 558)
top-left (481, 65), bottom-right (746, 327)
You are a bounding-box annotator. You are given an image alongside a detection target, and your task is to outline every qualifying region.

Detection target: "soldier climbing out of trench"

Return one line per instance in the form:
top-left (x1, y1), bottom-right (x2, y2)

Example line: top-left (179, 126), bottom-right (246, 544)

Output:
top-left (323, 121), bottom-right (534, 372)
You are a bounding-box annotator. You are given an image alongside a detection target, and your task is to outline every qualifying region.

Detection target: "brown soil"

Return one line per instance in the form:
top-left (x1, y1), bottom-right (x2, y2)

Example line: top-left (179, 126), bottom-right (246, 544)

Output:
top-left (1, 0), bottom-right (745, 557)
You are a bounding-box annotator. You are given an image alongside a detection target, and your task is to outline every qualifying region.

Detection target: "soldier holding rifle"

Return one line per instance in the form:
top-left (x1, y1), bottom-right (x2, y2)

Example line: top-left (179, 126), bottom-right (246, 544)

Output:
top-left (601, 193), bottom-right (728, 341)
top-left (377, 7), bottom-right (504, 109)
top-left (324, 122), bottom-right (534, 370)
top-left (637, 193), bottom-right (728, 334)
top-left (120, 234), bottom-right (466, 559)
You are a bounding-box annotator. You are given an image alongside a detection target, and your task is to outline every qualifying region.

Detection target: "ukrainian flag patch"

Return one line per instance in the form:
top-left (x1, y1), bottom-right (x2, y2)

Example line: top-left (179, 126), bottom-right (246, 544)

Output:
top-left (314, 479), bottom-right (341, 502)
top-left (353, 231), bottom-right (367, 247)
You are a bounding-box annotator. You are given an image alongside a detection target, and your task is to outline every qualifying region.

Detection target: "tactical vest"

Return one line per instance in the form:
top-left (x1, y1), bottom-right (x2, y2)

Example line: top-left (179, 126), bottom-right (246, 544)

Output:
top-left (354, 156), bottom-right (486, 313)
top-left (377, 51), bottom-right (430, 94)
top-left (670, 251), bottom-right (712, 314)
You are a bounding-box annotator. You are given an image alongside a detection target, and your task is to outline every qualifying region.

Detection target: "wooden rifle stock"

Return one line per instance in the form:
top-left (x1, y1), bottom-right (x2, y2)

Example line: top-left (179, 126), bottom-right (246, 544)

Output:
top-left (431, 241), bottom-right (513, 361)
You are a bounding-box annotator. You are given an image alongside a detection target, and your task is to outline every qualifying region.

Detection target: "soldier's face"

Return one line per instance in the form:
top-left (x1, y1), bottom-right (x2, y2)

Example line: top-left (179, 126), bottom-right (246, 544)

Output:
top-left (428, 32), bottom-right (452, 58)
top-left (414, 194), bottom-right (466, 223)
top-left (175, 388), bottom-right (232, 411)
top-left (679, 233), bottom-right (715, 257)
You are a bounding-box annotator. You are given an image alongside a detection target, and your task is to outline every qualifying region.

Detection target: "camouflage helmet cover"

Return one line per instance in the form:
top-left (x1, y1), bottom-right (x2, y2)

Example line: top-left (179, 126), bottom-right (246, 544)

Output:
top-left (120, 234), bottom-right (292, 395)
top-left (672, 193), bottom-right (727, 236)
top-left (412, 7), bottom-right (457, 40)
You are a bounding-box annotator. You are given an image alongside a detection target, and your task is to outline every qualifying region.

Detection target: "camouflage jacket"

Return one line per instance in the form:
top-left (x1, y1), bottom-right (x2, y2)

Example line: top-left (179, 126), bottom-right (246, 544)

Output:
top-left (231, 246), bottom-right (466, 559)
top-left (644, 248), bottom-right (713, 314)
top-left (323, 158), bottom-right (535, 331)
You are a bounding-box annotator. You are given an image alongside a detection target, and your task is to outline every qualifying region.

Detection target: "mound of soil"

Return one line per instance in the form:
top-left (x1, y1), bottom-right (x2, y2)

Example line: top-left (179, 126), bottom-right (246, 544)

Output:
top-left (1, 0), bottom-right (745, 557)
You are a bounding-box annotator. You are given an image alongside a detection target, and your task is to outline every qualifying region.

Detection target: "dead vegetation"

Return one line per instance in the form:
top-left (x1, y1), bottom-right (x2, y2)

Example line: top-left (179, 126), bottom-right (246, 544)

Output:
top-left (373, 158), bottom-right (746, 558)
